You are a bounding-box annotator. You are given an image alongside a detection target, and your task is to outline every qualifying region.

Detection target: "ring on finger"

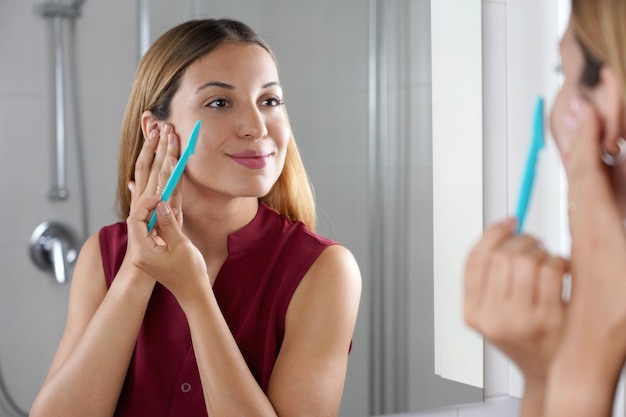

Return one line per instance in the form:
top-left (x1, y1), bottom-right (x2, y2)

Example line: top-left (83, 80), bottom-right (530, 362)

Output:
top-left (156, 185), bottom-right (165, 193)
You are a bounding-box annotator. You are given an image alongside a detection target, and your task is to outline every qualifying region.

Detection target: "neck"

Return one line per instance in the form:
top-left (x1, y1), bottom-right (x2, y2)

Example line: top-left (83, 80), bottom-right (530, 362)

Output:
top-left (181, 193), bottom-right (259, 262)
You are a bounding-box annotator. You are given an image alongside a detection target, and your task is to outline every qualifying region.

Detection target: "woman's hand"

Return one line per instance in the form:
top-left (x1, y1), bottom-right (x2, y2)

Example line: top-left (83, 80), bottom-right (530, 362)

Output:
top-left (464, 220), bottom-right (569, 385)
top-left (464, 219), bottom-right (569, 417)
top-left (126, 124), bottom-right (209, 303)
top-left (543, 97), bottom-right (626, 416)
top-left (561, 96), bottom-right (626, 351)
top-left (128, 124), bottom-right (183, 230)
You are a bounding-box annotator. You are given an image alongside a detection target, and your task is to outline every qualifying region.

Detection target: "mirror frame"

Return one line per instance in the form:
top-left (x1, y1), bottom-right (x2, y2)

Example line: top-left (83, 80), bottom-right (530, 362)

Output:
top-left (432, 0), bottom-right (484, 389)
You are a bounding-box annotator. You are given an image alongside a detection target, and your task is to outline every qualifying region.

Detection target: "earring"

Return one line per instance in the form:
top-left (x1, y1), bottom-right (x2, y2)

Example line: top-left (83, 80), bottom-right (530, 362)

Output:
top-left (601, 137), bottom-right (626, 166)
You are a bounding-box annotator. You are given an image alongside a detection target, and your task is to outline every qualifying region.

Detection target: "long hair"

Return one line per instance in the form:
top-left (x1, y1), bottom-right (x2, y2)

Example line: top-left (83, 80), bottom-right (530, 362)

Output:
top-left (116, 19), bottom-right (316, 230)
top-left (571, 0), bottom-right (626, 94)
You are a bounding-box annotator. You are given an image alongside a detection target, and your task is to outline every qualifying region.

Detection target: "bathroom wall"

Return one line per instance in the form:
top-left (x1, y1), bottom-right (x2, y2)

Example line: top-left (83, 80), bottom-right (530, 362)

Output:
top-left (0, 0), bottom-right (136, 415)
top-left (0, 1), bottom-right (533, 417)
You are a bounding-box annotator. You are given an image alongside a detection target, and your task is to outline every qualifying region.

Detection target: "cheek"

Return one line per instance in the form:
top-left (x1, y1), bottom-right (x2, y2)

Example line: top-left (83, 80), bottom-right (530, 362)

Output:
top-left (268, 117), bottom-right (291, 151)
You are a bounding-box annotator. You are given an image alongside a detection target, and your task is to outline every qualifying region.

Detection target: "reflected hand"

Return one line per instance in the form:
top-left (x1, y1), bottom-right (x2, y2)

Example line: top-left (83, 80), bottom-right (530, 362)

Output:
top-left (130, 124), bottom-right (184, 230)
top-left (126, 123), bottom-right (208, 303)
top-left (124, 124), bottom-right (186, 278)
top-left (127, 197), bottom-right (209, 305)
top-left (545, 97), bottom-right (626, 407)
top-left (464, 219), bottom-right (569, 386)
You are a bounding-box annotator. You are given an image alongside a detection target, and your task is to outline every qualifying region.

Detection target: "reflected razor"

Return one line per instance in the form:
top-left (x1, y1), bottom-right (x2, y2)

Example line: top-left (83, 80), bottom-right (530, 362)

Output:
top-left (515, 97), bottom-right (545, 234)
top-left (147, 119), bottom-right (202, 233)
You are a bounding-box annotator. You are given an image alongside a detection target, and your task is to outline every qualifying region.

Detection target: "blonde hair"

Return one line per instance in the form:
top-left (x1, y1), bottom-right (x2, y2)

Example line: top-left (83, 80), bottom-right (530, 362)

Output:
top-left (571, 0), bottom-right (626, 97)
top-left (116, 19), bottom-right (316, 231)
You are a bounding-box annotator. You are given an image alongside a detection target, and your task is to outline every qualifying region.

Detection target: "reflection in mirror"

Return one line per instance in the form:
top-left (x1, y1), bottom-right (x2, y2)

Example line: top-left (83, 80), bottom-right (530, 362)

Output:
top-left (173, 1), bottom-right (483, 415)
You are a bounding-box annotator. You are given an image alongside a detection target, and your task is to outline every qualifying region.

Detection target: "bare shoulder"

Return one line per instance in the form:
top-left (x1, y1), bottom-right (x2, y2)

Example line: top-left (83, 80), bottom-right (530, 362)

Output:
top-left (287, 244), bottom-right (362, 330)
top-left (317, 243), bottom-right (360, 281)
top-left (71, 232), bottom-right (108, 297)
top-left (300, 244), bottom-right (361, 300)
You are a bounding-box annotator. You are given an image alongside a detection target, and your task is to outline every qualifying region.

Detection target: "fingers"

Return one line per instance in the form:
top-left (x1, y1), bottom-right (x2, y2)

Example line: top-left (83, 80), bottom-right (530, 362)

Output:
top-left (565, 96), bottom-right (605, 185)
top-left (126, 190), bottom-right (162, 236)
top-left (134, 124), bottom-right (182, 198)
top-left (537, 256), bottom-right (569, 311)
top-left (146, 124), bottom-right (175, 195)
top-left (131, 124), bottom-right (183, 227)
top-left (565, 97), bottom-right (622, 239)
top-left (134, 128), bottom-right (162, 194)
top-left (169, 155), bottom-right (184, 224)
top-left (484, 234), bottom-right (545, 307)
top-left (464, 217), bottom-right (517, 312)
top-left (155, 202), bottom-right (184, 246)
top-left (506, 237), bottom-right (548, 306)
top-left (465, 221), bottom-right (567, 333)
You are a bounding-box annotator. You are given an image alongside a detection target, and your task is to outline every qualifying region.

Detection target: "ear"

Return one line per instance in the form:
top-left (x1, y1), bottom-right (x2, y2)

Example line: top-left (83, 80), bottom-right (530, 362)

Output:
top-left (141, 110), bottom-right (162, 140)
top-left (587, 65), bottom-right (624, 156)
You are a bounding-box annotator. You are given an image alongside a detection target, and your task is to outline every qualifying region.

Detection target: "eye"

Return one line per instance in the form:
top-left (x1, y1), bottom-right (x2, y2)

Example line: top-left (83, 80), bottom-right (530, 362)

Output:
top-left (207, 98), bottom-right (230, 108)
top-left (261, 97), bottom-right (285, 107)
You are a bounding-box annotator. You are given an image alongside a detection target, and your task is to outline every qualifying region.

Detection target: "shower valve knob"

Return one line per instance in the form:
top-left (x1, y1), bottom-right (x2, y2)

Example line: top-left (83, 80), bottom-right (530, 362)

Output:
top-left (29, 221), bottom-right (78, 285)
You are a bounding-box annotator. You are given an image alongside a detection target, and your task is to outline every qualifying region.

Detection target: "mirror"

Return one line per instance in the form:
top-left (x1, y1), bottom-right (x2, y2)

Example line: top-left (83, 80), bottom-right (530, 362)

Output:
top-left (156, 1), bottom-right (482, 415)
top-left (0, 0), bottom-right (483, 416)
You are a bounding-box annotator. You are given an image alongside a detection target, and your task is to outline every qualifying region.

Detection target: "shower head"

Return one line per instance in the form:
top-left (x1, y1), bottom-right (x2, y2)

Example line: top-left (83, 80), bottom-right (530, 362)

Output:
top-left (38, 0), bottom-right (86, 18)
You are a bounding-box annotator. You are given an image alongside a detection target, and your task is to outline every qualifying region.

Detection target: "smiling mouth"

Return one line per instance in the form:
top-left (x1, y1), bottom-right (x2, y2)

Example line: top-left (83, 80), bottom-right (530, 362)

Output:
top-left (229, 153), bottom-right (271, 169)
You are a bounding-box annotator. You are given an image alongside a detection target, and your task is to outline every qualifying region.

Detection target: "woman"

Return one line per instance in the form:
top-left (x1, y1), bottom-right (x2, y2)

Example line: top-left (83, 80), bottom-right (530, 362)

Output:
top-left (30, 18), bottom-right (361, 417)
top-left (464, 0), bottom-right (626, 416)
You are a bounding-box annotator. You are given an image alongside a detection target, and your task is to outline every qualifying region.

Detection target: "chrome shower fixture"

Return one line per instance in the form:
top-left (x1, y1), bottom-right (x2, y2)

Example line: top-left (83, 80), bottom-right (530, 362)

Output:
top-left (38, 0), bottom-right (85, 18)
top-left (29, 221), bottom-right (78, 285)
top-left (37, 0), bottom-right (86, 200)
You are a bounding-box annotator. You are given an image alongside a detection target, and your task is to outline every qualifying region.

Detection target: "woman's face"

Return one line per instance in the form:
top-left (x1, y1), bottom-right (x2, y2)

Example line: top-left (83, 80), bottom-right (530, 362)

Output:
top-left (550, 21), bottom-right (587, 168)
top-left (550, 20), bottom-right (626, 215)
top-left (167, 42), bottom-right (290, 201)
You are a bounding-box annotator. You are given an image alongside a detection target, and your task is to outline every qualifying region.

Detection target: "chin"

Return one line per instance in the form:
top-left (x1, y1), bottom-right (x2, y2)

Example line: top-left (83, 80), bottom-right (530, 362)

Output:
top-left (238, 184), bottom-right (274, 199)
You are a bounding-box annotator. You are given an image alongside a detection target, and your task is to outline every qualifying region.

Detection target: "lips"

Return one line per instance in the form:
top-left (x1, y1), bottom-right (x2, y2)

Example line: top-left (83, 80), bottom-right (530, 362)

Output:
top-left (229, 151), bottom-right (272, 169)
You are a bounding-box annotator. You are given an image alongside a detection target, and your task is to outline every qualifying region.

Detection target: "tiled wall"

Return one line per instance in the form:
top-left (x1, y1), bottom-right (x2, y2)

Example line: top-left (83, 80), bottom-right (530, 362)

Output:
top-left (0, 0), bottom-right (136, 414)
top-left (0, 0), bottom-right (520, 417)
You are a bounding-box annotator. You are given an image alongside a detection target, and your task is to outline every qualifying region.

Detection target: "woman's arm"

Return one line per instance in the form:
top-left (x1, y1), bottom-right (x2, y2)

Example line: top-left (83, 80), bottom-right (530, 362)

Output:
top-left (31, 123), bottom-right (181, 417)
top-left (542, 96), bottom-right (626, 417)
top-left (29, 234), bottom-right (156, 417)
top-left (183, 245), bottom-right (361, 417)
top-left (267, 244), bottom-right (361, 416)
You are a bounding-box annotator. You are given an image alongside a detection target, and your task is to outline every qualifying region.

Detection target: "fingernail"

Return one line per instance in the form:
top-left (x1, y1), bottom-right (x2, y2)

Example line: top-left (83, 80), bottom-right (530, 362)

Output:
top-left (163, 124), bottom-right (172, 135)
top-left (128, 182), bottom-right (135, 192)
top-left (503, 216), bottom-right (517, 230)
top-left (148, 129), bottom-right (158, 140)
top-left (168, 133), bottom-right (176, 146)
top-left (157, 201), bottom-right (171, 215)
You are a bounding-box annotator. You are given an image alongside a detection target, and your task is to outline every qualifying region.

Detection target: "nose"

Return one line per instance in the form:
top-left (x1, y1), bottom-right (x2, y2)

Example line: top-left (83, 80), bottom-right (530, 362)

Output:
top-left (237, 104), bottom-right (268, 140)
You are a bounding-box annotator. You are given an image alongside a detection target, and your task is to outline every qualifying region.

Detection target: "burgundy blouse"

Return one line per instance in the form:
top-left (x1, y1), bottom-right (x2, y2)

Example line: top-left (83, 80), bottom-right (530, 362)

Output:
top-left (98, 203), bottom-right (335, 417)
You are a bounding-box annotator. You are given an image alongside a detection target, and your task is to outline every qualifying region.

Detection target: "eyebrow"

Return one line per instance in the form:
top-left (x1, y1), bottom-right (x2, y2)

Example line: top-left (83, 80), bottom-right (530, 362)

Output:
top-left (195, 80), bottom-right (281, 94)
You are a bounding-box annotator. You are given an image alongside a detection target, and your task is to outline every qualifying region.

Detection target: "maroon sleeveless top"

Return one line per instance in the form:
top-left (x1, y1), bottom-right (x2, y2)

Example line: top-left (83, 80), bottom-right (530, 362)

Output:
top-left (99, 203), bottom-right (336, 417)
